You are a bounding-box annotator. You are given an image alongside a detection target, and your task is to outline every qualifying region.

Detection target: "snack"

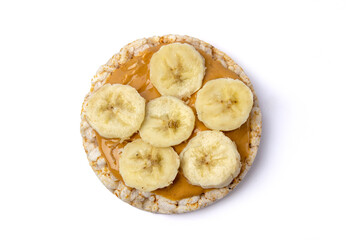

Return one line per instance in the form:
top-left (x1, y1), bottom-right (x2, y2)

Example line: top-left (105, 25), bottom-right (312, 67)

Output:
top-left (80, 35), bottom-right (262, 214)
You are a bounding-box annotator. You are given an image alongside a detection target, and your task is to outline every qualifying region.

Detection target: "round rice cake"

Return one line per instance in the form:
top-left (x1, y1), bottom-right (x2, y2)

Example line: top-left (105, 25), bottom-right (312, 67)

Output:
top-left (80, 34), bottom-right (262, 214)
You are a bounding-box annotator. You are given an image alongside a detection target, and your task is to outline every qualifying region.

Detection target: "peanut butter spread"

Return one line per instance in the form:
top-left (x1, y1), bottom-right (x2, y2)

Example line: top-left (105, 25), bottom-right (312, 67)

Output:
top-left (95, 44), bottom-right (251, 201)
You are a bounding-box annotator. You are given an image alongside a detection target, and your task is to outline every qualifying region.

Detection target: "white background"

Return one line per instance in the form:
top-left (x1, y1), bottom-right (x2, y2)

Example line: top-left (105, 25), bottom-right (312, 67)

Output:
top-left (1, 0), bottom-right (359, 239)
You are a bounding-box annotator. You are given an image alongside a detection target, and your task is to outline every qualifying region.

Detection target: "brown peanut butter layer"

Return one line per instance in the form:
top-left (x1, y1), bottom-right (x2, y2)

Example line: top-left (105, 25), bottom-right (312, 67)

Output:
top-left (95, 44), bottom-right (251, 201)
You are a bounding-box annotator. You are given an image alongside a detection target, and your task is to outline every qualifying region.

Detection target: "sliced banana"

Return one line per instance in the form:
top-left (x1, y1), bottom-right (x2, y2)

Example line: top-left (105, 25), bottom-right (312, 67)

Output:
top-left (180, 131), bottom-right (241, 189)
top-left (150, 43), bottom-right (205, 99)
top-left (85, 84), bottom-right (145, 139)
top-left (195, 78), bottom-right (253, 131)
top-left (139, 96), bottom-right (195, 147)
top-left (119, 139), bottom-right (180, 192)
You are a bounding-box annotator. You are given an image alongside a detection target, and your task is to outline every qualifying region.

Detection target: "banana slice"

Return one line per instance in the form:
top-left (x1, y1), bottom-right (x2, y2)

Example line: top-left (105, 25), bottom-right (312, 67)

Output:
top-left (195, 78), bottom-right (253, 131)
top-left (119, 139), bottom-right (180, 192)
top-left (180, 131), bottom-right (241, 189)
top-left (85, 84), bottom-right (145, 139)
top-left (150, 43), bottom-right (205, 99)
top-left (139, 96), bottom-right (195, 147)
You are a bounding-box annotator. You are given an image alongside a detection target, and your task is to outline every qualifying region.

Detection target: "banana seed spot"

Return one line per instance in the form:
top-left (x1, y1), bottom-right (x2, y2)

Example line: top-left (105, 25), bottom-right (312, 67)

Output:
top-left (168, 57), bottom-right (186, 84)
top-left (168, 120), bottom-right (179, 129)
top-left (220, 99), bottom-right (238, 111)
top-left (142, 153), bottom-right (161, 172)
top-left (197, 154), bottom-right (213, 169)
top-left (106, 105), bottom-right (115, 111)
